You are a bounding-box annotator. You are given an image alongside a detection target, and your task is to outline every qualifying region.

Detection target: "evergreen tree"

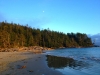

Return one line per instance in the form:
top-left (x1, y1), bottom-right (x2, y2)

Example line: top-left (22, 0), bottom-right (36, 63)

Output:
top-left (0, 22), bottom-right (93, 48)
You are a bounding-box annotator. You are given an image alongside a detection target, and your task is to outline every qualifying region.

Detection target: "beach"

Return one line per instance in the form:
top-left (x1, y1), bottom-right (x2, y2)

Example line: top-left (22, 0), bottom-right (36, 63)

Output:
top-left (0, 52), bottom-right (63, 75)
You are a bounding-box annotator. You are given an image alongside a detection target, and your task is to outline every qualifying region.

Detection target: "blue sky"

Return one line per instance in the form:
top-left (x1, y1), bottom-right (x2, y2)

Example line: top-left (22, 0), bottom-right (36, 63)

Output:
top-left (0, 0), bottom-right (100, 35)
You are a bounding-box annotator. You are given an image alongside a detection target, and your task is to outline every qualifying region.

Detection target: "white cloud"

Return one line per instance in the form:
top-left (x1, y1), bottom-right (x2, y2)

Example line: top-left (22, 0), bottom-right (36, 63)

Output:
top-left (88, 33), bottom-right (100, 46)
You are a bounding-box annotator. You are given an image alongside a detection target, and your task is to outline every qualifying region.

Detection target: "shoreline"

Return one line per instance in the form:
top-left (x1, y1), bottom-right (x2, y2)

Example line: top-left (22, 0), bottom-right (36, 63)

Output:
top-left (0, 52), bottom-right (63, 75)
top-left (0, 46), bottom-right (96, 53)
top-left (0, 46), bottom-right (54, 53)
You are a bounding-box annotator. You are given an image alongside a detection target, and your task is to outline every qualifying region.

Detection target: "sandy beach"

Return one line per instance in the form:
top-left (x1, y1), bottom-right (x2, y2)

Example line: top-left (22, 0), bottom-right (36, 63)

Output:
top-left (0, 52), bottom-right (63, 75)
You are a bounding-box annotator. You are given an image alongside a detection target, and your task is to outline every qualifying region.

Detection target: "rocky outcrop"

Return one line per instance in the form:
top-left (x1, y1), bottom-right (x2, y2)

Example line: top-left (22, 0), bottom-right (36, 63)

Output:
top-left (0, 46), bottom-right (53, 53)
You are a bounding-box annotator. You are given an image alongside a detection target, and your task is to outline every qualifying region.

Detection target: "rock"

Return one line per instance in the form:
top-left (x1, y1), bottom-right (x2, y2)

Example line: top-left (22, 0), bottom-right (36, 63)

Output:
top-left (29, 70), bottom-right (34, 72)
top-left (17, 65), bottom-right (26, 69)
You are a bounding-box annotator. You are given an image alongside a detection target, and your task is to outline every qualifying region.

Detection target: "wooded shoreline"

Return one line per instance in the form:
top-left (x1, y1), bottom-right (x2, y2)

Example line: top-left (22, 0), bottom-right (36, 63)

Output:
top-left (0, 22), bottom-right (93, 49)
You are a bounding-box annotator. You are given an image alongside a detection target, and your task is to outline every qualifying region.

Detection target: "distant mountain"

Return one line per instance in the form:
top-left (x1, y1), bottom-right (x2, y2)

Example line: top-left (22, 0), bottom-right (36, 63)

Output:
top-left (88, 33), bottom-right (100, 46)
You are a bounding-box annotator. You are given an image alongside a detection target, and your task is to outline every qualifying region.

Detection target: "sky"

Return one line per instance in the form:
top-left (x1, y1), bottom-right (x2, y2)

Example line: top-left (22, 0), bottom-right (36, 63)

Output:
top-left (0, 0), bottom-right (100, 35)
top-left (88, 33), bottom-right (100, 46)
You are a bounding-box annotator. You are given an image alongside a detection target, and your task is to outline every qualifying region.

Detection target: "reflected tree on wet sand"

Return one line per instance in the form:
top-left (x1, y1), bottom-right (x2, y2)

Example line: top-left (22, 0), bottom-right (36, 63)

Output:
top-left (46, 55), bottom-right (90, 70)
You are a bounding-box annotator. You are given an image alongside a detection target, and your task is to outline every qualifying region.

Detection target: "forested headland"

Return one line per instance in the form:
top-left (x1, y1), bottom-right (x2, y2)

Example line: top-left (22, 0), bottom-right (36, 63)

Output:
top-left (0, 22), bottom-right (93, 49)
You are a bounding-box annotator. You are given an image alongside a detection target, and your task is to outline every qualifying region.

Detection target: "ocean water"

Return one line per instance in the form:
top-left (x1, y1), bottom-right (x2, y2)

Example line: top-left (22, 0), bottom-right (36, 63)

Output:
top-left (45, 47), bottom-right (100, 75)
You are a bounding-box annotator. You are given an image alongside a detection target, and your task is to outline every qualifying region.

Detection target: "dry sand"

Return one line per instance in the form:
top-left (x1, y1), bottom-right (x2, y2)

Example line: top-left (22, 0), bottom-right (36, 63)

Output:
top-left (0, 52), bottom-right (63, 75)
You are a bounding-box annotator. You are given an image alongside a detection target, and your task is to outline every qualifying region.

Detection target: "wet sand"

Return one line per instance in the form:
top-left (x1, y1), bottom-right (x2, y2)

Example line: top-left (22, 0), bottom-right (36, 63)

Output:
top-left (0, 52), bottom-right (63, 75)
